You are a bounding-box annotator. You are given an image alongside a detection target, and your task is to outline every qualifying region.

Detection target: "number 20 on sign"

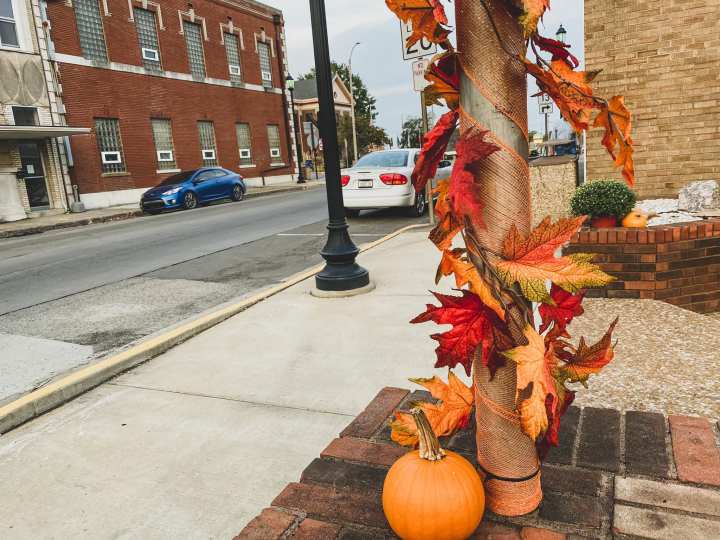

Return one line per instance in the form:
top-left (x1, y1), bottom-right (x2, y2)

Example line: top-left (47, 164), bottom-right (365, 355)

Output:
top-left (400, 21), bottom-right (437, 61)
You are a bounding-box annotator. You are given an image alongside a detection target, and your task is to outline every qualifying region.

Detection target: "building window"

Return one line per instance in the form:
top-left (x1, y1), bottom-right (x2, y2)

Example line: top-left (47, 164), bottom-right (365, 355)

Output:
top-left (95, 118), bottom-right (126, 173)
top-left (134, 8), bottom-right (161, 72)
top-left (74, 0), bottom-right (108, 62)
top-left (12, 106), bottom-right (38, 126)
top-left (183, 20), bottom-right (206, 79)
top-left (197, 121), bottom-right (217, 166)
top-left (224, 32), bottom-right (242, 83)
top-left (258, 41), bottom-right (272, 88)
top-left (151, 119), bottom-right (176, 170)
top-left (267, 124), bottom-right (281, 162)
top-left (0, 0), bottom-right (19, 48)
top-left (236, 123), bottom-right (252, 165)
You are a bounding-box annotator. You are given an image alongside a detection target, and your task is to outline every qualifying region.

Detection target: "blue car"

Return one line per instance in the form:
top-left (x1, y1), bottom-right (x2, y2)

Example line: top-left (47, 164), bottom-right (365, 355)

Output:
top-left (140, 167), bottom-right (246, 214)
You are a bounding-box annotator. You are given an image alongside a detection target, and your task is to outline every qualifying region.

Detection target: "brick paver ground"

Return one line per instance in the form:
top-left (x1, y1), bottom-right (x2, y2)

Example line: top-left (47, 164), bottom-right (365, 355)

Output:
top-left (236, 388), bottom-right (720, 539)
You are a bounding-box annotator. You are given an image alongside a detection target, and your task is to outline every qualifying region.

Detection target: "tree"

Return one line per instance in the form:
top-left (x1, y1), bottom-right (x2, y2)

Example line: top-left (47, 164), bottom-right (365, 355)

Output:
top-left (399, 117), bottom-right (423, 148)
top-left (299, 62), bottom-right (388, 161)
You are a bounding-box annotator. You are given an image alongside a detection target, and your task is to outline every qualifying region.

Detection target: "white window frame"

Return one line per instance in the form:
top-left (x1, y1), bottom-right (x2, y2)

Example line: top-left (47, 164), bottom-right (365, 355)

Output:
top-left (101, 151), bottom-right (122, 164)
top-left (157, 150), bottom-right (174, 162)
top-left (141, 47), bottom-right (159, 61)
top-left (229, 64), bottom-right (241, 76)
top-left (239, 148), bottom-right (251, 159)
top-left (0, 0), bottom-right (32, 51)
top-left (127, 0), bottom-right (165, 30)
top-left (270, 148), bottom-right (281, 159)
top-left (202, 149), bottom-right (216, 160)
top-left (261, 70), bottom-right (272, 83)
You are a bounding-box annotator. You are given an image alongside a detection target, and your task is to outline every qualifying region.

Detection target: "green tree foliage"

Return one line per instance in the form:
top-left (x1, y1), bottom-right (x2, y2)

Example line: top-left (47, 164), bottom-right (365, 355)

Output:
top-left (299, 62), bottom-right (389, 162)
top-left (398, 117), bottom-right (423, 148)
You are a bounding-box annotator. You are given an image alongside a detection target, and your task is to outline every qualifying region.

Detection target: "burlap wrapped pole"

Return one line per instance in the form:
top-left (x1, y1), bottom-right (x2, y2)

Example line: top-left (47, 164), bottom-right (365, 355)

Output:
top-left (456, 0), bottom-right (542, 515)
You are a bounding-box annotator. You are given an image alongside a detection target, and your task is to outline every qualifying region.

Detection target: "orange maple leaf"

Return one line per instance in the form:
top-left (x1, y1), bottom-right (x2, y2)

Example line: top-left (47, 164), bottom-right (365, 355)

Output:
top-left (560, 317), bottom-right (618, 384)
top-left (496, 216), bottom-right (614, 303)
top-left (435, 248), bottom-right (505, 319)
top-left (594, 96), bottom-right (635, 186)
top-left (525, 59), bottom-right (601, 133)
top-left (517, 0), bottom-right (550, 37)
top-left (502, 325), bottom-right (557, 441)
top-left (429, 181), bottom-right (463, 251)
top-left (390, 372), bottom-right (474, 447)
top-left (386, 0), bottom-right (451, 48)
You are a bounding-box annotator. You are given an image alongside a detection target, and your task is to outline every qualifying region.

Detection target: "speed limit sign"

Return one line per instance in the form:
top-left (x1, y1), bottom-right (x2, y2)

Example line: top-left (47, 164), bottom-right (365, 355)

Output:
top-left (400, 21), bottom-right (437, 60)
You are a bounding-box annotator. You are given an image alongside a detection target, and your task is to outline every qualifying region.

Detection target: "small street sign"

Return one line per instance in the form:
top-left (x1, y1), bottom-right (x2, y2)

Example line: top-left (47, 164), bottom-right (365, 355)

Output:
top-left (540, 103), bottom-right (554, 115)
top-left (412, 59), bottom-right (431, 92)
top-left (400, 21), bottom-right (437, 61)
top-left (538, 94), bottom-right (554, 115)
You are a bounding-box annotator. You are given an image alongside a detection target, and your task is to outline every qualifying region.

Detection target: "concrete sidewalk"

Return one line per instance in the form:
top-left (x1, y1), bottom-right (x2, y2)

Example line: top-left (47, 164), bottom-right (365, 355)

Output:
top-left (0, 181), bottom-right (323, 239)
top-left (0, 229), bottom-right (718, 539)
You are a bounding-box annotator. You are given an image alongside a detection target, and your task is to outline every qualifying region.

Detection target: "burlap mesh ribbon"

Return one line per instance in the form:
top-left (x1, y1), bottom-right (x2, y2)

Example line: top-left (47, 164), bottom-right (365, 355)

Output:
top-left (457, 0), bottom-right (542, 515)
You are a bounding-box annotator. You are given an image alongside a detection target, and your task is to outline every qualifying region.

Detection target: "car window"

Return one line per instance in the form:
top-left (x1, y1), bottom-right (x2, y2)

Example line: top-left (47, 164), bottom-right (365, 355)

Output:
top-left (159, 170), bottom-right (196, 185)
top-left (355, 151), bottom-right (408, 168)
top-left (208, 170), bottom-right (225, 179)
top-left (195, 171), bottom-right (215, 182)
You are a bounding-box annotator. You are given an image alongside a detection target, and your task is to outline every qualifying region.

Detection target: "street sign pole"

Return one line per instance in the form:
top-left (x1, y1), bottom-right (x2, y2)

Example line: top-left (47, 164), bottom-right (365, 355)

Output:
top-left (420, 90), bottom-right (435, 225)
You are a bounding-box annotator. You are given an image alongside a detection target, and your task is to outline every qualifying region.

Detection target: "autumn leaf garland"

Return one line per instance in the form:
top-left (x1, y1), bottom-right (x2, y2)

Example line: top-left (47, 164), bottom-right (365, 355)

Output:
top-left (386, 0), bottom-right (624, 453)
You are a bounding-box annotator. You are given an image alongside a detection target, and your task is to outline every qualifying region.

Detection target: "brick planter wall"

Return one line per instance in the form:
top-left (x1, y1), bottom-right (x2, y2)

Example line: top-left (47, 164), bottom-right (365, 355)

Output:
top-left (567, 219), bottom-right (720, 313)
top-left (236, 388), bottom-right (720, 539)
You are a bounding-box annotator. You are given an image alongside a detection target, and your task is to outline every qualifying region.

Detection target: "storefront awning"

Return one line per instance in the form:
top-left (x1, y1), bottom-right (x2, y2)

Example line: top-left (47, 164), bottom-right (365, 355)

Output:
top-left (0, 125), bottom-right (91, 140)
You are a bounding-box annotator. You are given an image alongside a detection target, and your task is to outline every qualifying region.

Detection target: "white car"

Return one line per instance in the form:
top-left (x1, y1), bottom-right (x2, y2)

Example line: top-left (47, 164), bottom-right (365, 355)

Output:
top-left (341, 149), bottom-right (452, 217)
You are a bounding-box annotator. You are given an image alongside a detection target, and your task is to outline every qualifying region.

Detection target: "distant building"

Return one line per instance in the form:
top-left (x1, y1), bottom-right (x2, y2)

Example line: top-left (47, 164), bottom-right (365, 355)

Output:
top-left (586, 0), bottom-right (720, 198)
top-left (0, 0), bottom-right (88, 222)
top-left (44, 0), bottom-right (297, 209)
top-left (292, 75), bottom-right (352, 165)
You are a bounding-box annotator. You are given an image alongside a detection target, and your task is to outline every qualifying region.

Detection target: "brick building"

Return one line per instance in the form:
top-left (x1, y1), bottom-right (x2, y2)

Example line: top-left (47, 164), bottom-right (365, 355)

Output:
top-left (585, 0), bottom-right (720, 199)
top-left (0, 0), bottom-right (88, 222)
top-left (45, 0), bottom-right (297, 209)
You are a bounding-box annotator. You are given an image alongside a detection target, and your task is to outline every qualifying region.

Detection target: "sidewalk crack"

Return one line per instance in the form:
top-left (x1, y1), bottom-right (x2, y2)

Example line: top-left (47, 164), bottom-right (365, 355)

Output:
top-left (108, 382), bottom-right (356, 418)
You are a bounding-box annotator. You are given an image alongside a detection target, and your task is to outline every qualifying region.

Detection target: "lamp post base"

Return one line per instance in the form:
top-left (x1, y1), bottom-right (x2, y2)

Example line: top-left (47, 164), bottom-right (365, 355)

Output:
top-left (311, 280), bottom-right (375, 298)
top-left (314, 225), bottom-right (370, 292)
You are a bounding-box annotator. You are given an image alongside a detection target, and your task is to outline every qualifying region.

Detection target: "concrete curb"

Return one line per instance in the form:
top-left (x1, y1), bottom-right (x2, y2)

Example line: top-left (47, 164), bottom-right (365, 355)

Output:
top-left (0, 222), bottom-right (427, 435)
top-left (0, 183), bottom-right (323, 240)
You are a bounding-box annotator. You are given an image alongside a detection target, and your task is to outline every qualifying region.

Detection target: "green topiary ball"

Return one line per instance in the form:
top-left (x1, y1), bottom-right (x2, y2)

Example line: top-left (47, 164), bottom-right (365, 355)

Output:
top-left (570, 180), bottom-right (637, 220)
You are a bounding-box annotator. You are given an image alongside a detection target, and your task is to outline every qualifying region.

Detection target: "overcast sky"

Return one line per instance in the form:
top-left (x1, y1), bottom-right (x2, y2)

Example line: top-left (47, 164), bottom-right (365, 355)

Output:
top-left (274, 0), bottom-right (584, 142)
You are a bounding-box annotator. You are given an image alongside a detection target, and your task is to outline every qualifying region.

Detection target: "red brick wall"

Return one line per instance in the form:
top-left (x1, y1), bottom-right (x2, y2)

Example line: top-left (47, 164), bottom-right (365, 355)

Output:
top-left (46, 0), bottom-right (293, 194)
top-left (567, 220), bottom-right (720, 313)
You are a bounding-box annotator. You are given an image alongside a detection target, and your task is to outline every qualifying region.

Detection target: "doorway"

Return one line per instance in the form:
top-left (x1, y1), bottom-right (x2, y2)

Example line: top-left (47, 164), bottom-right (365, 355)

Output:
top-left (18, 142), bottom-right (50, 209)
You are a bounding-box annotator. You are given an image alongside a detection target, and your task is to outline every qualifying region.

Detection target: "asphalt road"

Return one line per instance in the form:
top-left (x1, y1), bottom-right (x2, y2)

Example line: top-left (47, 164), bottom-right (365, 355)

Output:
top-left (0, 188), bottom-right (425, 401)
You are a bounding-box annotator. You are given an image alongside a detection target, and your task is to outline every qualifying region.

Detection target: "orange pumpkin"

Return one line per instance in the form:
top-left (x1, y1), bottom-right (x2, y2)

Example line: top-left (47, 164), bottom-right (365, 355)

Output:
top-left (622, 209), bottom-right (650, 228)
top-left (382, 408), bottom-right (485, 540)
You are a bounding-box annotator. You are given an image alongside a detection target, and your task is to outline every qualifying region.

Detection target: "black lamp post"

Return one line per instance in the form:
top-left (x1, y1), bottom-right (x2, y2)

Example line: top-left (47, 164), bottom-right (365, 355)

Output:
top-left (286, 74), bottom-right (306, 184)
top-left (556, 24), bottom-right (567, 44)
top-left (309, 0), bottom-right (370, 292)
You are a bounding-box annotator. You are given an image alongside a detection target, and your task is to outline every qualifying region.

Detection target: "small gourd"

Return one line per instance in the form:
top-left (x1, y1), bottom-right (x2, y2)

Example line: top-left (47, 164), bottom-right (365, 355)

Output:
top-left (382, 409), bottom-right (485, 540)
top-left (622, 209), bottom-right (651, 228)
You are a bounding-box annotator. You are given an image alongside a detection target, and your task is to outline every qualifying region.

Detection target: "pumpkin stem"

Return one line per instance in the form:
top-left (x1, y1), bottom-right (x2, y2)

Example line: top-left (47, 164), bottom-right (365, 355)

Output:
top-left (412, 408), bottom-right (446, 461)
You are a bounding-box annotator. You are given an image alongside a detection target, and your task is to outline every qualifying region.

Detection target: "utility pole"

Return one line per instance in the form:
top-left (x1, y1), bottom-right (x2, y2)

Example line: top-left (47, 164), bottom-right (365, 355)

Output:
top-left (348, 42), bottom-right (361, 165)
top-left (420, 90), bottom-right (435, 225)
top-left (457, 0), bottom-right (539, 515)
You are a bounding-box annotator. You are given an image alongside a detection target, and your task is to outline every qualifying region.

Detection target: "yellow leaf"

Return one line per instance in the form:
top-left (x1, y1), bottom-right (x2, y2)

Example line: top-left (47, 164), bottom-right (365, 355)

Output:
top-left (496, 216), bottom-right (615, 303)
top-left (502, 326), bottom-right (556, 441)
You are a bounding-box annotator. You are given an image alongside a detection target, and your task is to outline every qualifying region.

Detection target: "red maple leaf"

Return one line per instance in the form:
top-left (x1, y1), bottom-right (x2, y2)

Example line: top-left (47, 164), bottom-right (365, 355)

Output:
top-left (411, 290), bottom-right (507, 376)
top-left (412, 110), bottom-right (458, 192)
top-left (537, 386), bottom-right (576, 459)
top-left (532, 34), bottom-right (580, 69)
top-left (539, 284), bottom-right (586, 335)
top-left (448, 130), bottom-right (500, 230)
